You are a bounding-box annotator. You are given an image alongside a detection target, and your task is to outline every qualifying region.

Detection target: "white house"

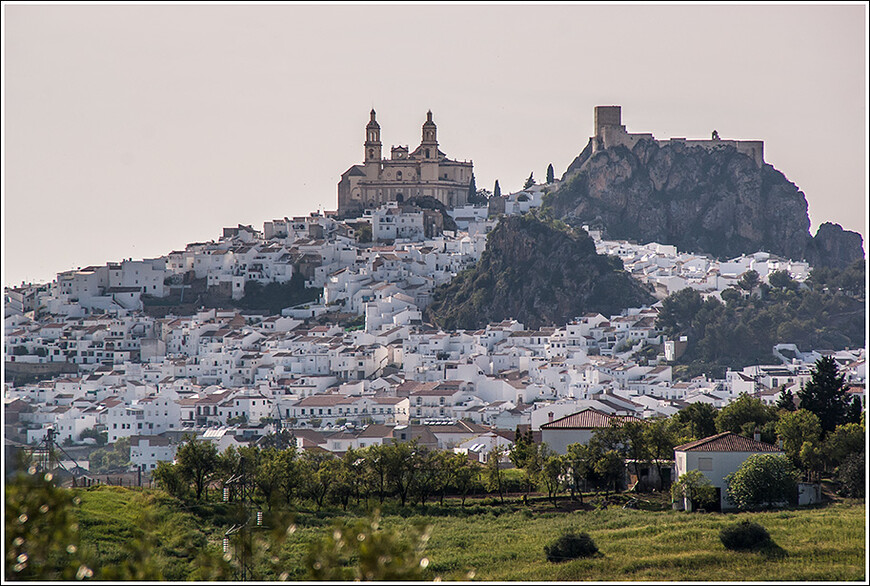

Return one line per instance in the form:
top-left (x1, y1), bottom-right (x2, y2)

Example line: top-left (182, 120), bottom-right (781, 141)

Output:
top-left (129, 435), bottom-right (177, 471)
top-left (539, 407), bottom-right (641, 454)
top-left (673, 431), bottom-right (784, 511)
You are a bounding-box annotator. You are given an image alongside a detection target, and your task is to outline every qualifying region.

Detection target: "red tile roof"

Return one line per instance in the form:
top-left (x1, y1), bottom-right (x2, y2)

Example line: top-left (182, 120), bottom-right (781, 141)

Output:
top-left (674, 432), bottom-right (783, 453)
top-left (540, 408), bottom-right (641, 429)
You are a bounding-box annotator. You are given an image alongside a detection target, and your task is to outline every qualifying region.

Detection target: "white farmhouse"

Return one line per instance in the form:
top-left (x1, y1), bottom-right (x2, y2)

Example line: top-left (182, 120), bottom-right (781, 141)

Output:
top-left (673, 431), bottom-right (784, 511)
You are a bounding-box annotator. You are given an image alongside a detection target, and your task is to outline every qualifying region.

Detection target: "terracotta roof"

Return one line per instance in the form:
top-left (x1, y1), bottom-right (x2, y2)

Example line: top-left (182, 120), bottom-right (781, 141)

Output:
top-left (540, 408), bottom-right (641, 430)
top-left (674, 432), bottom-right (783, 453)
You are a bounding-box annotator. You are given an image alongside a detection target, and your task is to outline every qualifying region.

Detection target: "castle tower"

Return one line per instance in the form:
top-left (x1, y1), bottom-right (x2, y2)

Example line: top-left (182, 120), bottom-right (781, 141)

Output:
top-left (594, 105), bottom-right (624, 138)
top-left (365, 109), bottom-right (382, 162)
top-left (420, 110), bottom-right (438, 159)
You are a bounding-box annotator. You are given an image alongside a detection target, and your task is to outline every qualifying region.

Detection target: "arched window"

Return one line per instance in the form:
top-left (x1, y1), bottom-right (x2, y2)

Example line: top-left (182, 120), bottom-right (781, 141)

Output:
top-left (396, 193), bottom-right (404, 203)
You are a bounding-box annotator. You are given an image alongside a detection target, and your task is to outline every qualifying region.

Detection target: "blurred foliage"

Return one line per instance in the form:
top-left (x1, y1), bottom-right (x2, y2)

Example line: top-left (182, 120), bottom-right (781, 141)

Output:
top-left (304, 510), bottom-right (432, 581)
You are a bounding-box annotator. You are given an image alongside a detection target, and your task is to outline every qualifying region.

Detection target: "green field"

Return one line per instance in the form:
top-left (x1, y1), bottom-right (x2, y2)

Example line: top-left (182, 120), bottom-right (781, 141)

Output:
top-left (68, 487), bottom-right (866, 581)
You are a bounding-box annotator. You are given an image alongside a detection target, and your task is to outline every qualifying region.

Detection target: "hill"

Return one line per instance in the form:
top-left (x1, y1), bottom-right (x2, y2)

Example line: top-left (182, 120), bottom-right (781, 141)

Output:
top-left (546, 138), bottom-right (863, 268)
top-left (425, 214), bottom-right (655, 330)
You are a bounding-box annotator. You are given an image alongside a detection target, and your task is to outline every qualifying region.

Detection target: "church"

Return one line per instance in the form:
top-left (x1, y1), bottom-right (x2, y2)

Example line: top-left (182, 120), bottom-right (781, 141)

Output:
top-left (337, 110), bottom-right (474, 215)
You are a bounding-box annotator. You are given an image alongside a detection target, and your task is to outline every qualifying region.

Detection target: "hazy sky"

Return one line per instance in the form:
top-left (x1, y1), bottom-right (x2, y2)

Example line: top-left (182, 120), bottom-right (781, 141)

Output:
top-left (3, 3), bottom-right (867, 287)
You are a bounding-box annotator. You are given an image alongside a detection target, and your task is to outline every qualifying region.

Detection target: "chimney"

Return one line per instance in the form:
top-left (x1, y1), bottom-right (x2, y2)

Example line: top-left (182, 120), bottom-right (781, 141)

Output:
top-left (753, 428), bottom-right (761, 442)
top-left (548, 412), bottom-right (554, 423)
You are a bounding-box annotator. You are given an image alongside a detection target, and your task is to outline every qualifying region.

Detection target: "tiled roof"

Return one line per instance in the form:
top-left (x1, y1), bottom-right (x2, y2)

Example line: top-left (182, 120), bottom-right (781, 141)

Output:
top-left (540, 408), bottom-right (641, 429)
top-left (674, 432), bottom-right (783, 453)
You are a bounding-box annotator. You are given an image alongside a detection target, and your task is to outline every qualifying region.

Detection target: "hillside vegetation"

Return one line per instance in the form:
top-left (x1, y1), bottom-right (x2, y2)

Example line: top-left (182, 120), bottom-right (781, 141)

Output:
top-left (658, 260), bottom-right (865, 379)
top-left (425, 214), bottom-right (655, 330)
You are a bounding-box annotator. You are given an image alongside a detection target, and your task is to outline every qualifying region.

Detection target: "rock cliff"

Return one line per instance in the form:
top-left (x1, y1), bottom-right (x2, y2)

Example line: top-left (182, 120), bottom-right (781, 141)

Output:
top-left (425, 215), bottom-right (655, 330)
top-left (549, 139), bottom-right (863, 268)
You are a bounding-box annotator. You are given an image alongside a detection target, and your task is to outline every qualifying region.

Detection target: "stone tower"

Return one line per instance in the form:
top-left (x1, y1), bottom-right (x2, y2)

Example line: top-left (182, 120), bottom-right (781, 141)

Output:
top-left (364, 109), bottom-right (382, 163)
top-left (421, 110), bottom-right (438, 158)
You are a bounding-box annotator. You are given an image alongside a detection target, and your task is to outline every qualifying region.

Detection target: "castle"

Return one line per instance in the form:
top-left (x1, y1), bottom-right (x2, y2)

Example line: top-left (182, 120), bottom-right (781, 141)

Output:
top-left (592, 105), bottom-right (764, 167)
top-left (337, 110), bottom-right (474, 215)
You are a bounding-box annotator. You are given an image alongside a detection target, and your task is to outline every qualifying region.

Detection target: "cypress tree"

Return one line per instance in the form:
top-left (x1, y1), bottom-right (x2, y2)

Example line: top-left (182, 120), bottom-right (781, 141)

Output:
top-left (797, 356), bottom-right (852, 436)
top-left (524, 172), bottom-right (535, 189)
top-left (494, 180), bottom-right (501, 198)
top-left (546, 163), bottom-right (555, 183)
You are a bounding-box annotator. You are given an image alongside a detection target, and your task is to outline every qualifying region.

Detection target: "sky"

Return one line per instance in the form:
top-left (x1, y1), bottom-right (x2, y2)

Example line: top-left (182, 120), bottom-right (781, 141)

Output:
top-left (2, 3), bottom-right (868, 287)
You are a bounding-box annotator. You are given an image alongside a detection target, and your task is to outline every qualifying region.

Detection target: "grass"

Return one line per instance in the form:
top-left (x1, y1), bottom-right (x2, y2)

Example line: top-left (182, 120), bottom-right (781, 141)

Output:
top-left (71, 487), bottom-right (866, 581)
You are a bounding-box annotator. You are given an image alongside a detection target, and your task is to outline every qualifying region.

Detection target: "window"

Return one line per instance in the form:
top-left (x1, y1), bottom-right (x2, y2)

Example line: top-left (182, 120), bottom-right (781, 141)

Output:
top-left (698, 457), bottom-right (713, 471)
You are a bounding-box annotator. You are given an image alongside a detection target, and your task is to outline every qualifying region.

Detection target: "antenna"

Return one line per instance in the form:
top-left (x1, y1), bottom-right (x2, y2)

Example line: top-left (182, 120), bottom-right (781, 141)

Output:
top-left (31, 427), bottom-right (85, 487)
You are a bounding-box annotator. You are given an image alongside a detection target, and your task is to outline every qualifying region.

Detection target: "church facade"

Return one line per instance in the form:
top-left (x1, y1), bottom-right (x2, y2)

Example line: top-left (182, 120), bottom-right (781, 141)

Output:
top-left (337, 110), bottom-right (474, 215)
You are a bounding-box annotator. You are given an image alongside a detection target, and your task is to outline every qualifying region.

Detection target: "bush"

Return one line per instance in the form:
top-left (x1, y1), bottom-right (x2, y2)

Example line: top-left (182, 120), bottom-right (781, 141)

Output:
top-left (719, 520), bottom-right (771, 551)
top-left (544, 531), bottom-right (599, 563)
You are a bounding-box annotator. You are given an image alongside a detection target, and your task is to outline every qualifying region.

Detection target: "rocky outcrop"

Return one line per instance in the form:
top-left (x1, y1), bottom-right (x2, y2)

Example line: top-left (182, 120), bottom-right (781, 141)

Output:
top-left (806, 223), bottom-right (866, 269)
top-left (551, 139), bottom-right (863, 268)
top-left (424, 215), bottom-right (655, 330)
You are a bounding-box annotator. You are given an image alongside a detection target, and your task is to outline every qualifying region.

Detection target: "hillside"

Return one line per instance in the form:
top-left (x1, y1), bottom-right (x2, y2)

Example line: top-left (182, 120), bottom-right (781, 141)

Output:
top-left (425, 214), bottom-right (655, 330)
top-left (547, 138), bottom-right (864, 268)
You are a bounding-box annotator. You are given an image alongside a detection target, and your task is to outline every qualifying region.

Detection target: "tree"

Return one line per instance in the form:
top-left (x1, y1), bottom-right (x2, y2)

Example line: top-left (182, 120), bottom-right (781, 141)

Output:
top-left (509, 427), bottom-right (537, 495)
top-left (152, 460), bottom-right (188, 499)
top-left (671, 470), bottom-right (717, 510)
top-left (672, 403), bottom-right (718, 440)
top-left (798, 356), bottom-right (853, 436)
top-left (715, 393), bottom-right (776, 441)
top-left (493, 180), bottom-right (501, 198)
top-left (564, 443), bottom-right (598, 501)
top-left (383, 441), bottom-right (421, 507)
top-left (546, 163), bottom-right (555, 184)
top-left (523, 172), bottom-right (535, 189)
top-left (823, 422), bottom-right (865, 467)
top-left (299, 451), bottom-right (338, 509)
top-left (644, 418), bottom-right (681, 490)
top-left (175, 436), bottom-right (219, 501)
top-left (88, 437), bottom-right (131, 474)
top-left (364, 444), bottom-right (390, 503)
top-left (594, 450), bottom-right (625, 495)
top-left (775, 388), bottom-right (797, 411)
top-left (737, 270), bottom-right (761, 293)
top-left (541, 448), bottom-right (565, 506)
top-left (467, 173), bottom-right (477, 202)
top-left (775, 409), bottom-right (821, 468)
top-left (656, 287), bottom-right (703, 337)
top-left (411, 449), bottom-right (445, 506)
top-left (836, 451), bottom-right (865, 498)
top-left (447, 453), bottom-right (477, 506)
top-left (79, 426), bottom-right (107, 446)
top-left (356, 223), bottom-right (372, 244)
top-left (768, 270), bottom-right (796, 291)
top-left (725, 454), bottom-right (798, 510)
top-left (485, 445), bottom-right (507, 503)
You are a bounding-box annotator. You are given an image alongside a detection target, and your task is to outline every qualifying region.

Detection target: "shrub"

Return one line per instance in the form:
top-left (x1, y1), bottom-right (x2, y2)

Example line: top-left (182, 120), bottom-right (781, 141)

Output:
top-left (719, 520), bottom-right (771, 551)
top-left (544, 531), bottom-right (599, 563)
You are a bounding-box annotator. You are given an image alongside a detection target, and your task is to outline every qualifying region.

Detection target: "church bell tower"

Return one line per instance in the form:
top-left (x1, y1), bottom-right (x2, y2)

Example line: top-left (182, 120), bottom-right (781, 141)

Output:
top-left (421, 110), bottom-right (438, 159)
top-left (364, 109), bottom-right (382, 162)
